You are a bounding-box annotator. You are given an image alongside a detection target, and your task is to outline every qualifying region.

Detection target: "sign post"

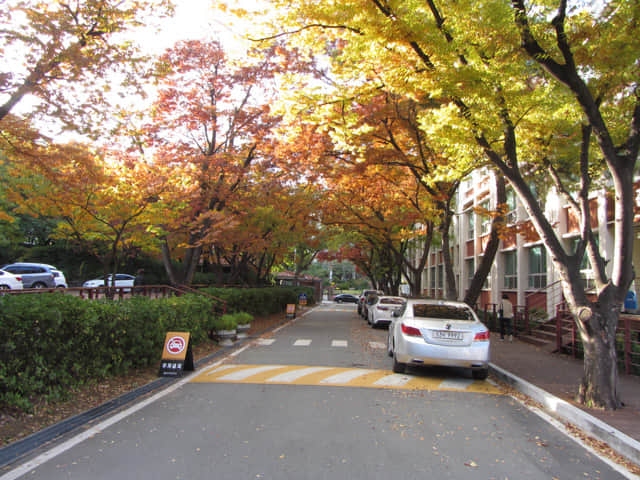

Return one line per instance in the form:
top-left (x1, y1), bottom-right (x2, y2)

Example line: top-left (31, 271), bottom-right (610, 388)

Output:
top-left (159, 332), bottom-right (194, 377)
top-left (298, 293), bottom-right (308, 306)
top-left (286, 303), bottom-right (296, 319)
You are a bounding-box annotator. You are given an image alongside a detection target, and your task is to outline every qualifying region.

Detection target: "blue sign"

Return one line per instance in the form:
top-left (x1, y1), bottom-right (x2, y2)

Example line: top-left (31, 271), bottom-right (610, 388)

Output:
top-left (624, 290), bottom-right (637, 311)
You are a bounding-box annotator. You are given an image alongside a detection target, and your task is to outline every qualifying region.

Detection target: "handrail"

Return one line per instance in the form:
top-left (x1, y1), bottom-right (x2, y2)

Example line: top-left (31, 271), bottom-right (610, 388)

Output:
top-left (524, 279), bottom-right (563, 299)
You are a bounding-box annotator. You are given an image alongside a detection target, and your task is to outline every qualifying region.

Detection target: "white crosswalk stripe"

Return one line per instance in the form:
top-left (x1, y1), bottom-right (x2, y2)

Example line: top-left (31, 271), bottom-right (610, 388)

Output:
top-left (331, 340), bottom-right (348, 347)
top-left (373, 374), bottom-right (412, 387)
top-left (293, 339), bottom-right (312, 346)
top-left (254, 338), bottom-right (276, 346)
top-left (266, 367), bottom-right (333, 383)
top-left (320, 369), bottom-right (377, 384)
top-left (368, 341), bottom-right (386, 350)
top-left (439, 378), bottom-right (475, 390)
top-left (217, 365), bottom-right (286, 381)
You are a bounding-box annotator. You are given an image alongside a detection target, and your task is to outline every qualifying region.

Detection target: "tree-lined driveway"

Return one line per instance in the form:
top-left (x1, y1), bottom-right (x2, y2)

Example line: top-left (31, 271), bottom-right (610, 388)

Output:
top-left (3, 304), bottom-right (630, 480)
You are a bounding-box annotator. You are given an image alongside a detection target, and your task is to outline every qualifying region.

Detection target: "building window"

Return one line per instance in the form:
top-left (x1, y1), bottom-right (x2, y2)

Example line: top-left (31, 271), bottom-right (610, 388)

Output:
top-left (570, 236), bottom-right (598, 291)
top-left (480, 199), bottom-right (491, 235)
top-left (466, 258), bottom-right (474, 288)
top-left (528, 245), bottom-right (547, 289)
top-left (467, 210), bottom-right (475, 239)
top-left (430, 266), bottom-right (436, 290)
top-left (437, 264), bottom-right (443, 289)
top-left (503, 251), bottom-right (517, 289)
top-left (505, 189), bottom-right (517, 224)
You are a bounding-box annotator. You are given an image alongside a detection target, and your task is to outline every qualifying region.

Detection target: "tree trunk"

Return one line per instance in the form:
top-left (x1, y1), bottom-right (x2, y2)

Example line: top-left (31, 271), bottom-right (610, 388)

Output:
top-left (464, 175), bottom-right (506, 307)
top-left (574, 304), bottom-right (620, 409)
top-left (161, 237), bottom-right (202, 286)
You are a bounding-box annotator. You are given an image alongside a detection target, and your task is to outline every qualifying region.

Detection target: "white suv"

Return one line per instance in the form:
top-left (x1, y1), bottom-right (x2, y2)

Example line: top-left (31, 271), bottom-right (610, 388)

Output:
top-left (0, 263), bottom-right (59, 288)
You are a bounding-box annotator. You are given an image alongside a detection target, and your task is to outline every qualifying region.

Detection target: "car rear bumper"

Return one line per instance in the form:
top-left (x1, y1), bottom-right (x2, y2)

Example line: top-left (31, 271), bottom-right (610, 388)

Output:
top-left (396, 335), bottom-right (490, 368)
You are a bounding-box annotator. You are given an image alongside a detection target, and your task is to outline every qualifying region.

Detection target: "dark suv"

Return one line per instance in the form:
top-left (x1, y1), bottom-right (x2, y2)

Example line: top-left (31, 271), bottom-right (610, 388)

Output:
top-left (0, 263), bottom-right (57, 288)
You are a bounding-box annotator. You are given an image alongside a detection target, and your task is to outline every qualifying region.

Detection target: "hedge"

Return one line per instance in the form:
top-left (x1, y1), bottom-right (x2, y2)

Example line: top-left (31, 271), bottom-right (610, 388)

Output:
top-left (0, 286), bottom-right (312, 412)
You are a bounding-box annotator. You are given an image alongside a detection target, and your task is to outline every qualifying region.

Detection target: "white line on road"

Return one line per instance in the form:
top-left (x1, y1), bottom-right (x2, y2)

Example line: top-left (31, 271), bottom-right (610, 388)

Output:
top-left (439, 378), bottom-right (475, 390)
top-left (320, 369), bottom-right (376, 384)
top-left (266, 367), bottom-right (333, 383)
top-left (373, 374), bottom-right (412, 387)
top-left (368, 341), bottom-right (387, 350)
top-left (218, 365), bottom-right (286, 381)
top-left (254, 338), bottom-right (276, 346)
top-left (293, 339), bottom-right (312, 346)
top-left (331, 340), bottom-right (348, 347)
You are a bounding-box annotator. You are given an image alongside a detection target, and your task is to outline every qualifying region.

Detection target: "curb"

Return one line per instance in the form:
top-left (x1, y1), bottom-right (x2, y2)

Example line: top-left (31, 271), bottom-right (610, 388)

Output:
top-left (490, 363), bottom-right (640, 466)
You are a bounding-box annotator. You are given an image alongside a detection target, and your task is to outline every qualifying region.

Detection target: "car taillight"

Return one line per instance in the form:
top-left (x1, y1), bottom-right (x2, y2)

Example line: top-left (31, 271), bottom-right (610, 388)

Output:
top-left (474, 331), bottom-right (490, 341)
top-left (401, 323), bottom-right (422, 336)
top-left (16, 276), bottom-right (22, 282)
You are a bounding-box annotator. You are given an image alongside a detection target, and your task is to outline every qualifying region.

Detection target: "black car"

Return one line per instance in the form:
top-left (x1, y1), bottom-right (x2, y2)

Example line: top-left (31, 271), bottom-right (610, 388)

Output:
top-left (333, 293), bottom-right (358, 303)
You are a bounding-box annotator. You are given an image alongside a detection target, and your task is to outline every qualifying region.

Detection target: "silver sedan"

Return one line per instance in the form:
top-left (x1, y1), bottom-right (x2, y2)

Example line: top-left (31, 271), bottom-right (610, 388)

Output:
top-left (387, 299), bottom-right (490, 379)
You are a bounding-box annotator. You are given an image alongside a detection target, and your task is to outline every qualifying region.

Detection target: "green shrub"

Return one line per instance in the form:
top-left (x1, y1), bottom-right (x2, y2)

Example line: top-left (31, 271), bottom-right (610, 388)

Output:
top-left (0, 287), bottom-right (300, 412)
top-left (235, 312), bottom-right (253, 325)
top-left (213, 314), bottom-right (237, 331)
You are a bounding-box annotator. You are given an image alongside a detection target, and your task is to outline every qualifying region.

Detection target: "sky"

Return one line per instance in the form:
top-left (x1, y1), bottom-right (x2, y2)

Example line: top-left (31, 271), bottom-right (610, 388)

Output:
top-left (138, 0), bottom-right (264, 57)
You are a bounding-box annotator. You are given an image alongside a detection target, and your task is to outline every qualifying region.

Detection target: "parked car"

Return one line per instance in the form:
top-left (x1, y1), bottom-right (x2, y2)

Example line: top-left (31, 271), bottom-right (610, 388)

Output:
top-left (358, 289), bottom-right (382, 317)
top-left (0, 269), bottom-right (23, 290)
top-left (361, 291), bottom-right (381, 319)
top-left (333, 293), bottom-right (358, 303)
top-left (368, 296), bottom-right (406, 327)
top-left (83, 274), bottom-right (136, 289)
top-left (0, 263), bottom-right (57, 288)
top-left (46, 266), bottom-right (67, 288)
top-left (387, 298), bottom-right (490, 379)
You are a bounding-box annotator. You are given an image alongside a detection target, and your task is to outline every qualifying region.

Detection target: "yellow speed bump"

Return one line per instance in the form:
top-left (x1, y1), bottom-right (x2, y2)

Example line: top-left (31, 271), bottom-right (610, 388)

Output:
top-left (190, 364), bottom-right (503, 395)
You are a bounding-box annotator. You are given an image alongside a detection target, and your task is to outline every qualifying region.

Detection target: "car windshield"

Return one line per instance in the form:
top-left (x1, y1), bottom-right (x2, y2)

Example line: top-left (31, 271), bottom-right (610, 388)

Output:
top-left (413, 304), bottom-right (474, 321)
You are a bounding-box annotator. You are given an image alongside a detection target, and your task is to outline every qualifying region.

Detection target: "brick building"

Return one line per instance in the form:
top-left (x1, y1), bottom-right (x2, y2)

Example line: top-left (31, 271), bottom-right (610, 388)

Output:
top-left (419, 168), bottom-right (640, 318)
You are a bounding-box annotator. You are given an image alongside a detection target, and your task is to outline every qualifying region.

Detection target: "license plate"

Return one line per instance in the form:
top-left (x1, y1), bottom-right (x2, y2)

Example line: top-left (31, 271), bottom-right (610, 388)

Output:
top-left (432, 330), bottom-right (463, 340)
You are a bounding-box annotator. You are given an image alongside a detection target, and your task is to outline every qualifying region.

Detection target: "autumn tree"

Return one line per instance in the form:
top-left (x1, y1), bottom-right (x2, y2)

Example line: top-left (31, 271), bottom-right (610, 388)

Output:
top-left (264, 0), bottom-right (639, 409)
top-left (142, 40), bottom-right (309, 285)
top-left (3, 141), bottom-right (166, 283)
top-left (0, 0), bottom-right (173, 131)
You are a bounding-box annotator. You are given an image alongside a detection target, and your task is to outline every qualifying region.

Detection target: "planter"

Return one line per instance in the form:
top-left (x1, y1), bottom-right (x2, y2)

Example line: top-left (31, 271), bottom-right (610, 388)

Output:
top-left (236, 323), bottom-right (251, 339)
top-left (216, 329), bottom-right (237, 346)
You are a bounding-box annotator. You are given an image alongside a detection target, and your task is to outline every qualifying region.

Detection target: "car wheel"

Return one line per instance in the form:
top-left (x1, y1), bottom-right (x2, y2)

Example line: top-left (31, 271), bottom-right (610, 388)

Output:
top-left (392, 351), bottom-right (406, 374)
top-left (31, 282), bottom-right (46, 288)
top-left (472, 368), bottom-right (489, 380)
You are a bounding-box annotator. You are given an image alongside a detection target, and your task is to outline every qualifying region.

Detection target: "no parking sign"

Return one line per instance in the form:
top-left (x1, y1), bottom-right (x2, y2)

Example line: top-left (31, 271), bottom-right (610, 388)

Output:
top-left (159, 332), bottom-right (194, 377)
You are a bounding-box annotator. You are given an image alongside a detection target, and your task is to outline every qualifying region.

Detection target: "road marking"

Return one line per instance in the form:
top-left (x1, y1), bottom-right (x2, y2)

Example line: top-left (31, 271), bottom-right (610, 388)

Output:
top-left (267, 367), bottom-right (333, 383)
top-left (373, 374), bottom-right (412, 387)
top-left (217, 365), bottom-right (286, 381)
top-left (439, 378), bottom-right (475, 390)
top-left (254, 338), bottom-right (276, 346)
top-left (293, 339), bottom-right (312, 346)
top-left (368, 341), bottom-right (386, 349)
top-left (190, 364), bottom-right (503, 395)
top-left (331, 340), bottom-right (348, 347)
top-left (320, 369), bottom-right (377, 384)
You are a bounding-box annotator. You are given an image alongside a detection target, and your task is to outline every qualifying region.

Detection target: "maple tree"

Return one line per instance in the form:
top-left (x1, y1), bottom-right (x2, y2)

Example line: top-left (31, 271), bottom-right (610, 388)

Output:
top-left (0, 0), bottom-right (173, 129)
top-left (2, 141), bottom-right (167, 282)
top-left (140, 39), bottom-right (313, 286)
top-left (263, 0), bottom-right (639, 409)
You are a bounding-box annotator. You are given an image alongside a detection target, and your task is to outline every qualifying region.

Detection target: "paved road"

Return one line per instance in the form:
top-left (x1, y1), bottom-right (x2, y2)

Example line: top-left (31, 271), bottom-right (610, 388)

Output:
top-left (1, 303), bottom-right (632, 479)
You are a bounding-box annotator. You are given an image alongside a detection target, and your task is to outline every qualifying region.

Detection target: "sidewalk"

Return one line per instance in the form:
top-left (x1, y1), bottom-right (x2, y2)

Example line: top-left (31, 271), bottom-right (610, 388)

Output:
top-left (490, 338), bottom-right (640, 464)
